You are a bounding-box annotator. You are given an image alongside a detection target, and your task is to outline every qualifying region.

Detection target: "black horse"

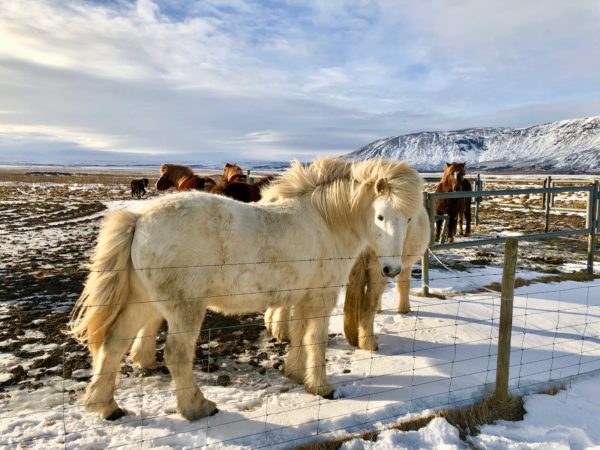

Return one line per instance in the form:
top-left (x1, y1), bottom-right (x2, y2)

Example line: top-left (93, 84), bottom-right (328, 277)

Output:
top-left (130, 178), bottom-right (149, 199)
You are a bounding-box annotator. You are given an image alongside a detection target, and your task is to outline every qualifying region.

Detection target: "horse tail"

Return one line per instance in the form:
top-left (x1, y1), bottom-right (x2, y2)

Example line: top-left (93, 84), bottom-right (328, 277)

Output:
top-left (70, 209), bottom-right (139, 352)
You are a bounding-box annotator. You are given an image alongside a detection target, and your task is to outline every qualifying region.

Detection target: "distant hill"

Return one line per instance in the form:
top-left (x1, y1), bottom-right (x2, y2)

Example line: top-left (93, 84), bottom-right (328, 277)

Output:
top-left (346, 116), bottom-right (600, 173)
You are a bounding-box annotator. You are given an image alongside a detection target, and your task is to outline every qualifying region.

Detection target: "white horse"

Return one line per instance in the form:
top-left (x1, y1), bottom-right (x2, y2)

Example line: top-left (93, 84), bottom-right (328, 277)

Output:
top-left (70, 157), bottom-right (423, 421)
top-left (265, 205), bottom-right (429, 351)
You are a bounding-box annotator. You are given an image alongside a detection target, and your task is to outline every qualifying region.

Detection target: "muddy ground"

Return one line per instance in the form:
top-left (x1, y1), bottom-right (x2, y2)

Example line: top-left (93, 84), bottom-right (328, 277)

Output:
top-left (0, 168), bottom-right (595, 395)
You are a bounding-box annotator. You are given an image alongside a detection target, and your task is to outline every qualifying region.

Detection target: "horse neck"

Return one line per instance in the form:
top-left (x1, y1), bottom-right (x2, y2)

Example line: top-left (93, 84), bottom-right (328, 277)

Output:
top-left (441, 175), bottom-right (459, 192)
top-left (310, 191), bottom-right (373, 257)
top-left (175, 174), bottom-right (193, 190)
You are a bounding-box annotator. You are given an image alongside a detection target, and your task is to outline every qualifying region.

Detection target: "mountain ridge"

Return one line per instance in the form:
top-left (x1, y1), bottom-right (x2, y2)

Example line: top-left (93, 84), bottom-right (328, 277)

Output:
top-left (346, 116), bottom-right (600, 173)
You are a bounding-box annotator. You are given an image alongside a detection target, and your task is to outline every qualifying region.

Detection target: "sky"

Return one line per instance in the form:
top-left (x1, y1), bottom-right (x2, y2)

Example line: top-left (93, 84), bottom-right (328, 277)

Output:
top-left (1, 0), bottom-right (600, 165)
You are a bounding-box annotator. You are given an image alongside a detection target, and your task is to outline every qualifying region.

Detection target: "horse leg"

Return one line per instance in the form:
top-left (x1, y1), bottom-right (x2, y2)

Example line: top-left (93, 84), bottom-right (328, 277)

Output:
top-left (397, 266), bottom-right (412, 314)
top-left (284, 304), bottom-right (307, 385)
top-left (265, 306), bottom-right (290, 342)
top-left (343, 260), bottom-right (365, 348)
top-left (465, 201), bottom-right (472, 236)
top-left (448, 214), bottom-right (457, 243)
top-left (300, 296), bottom-right (336, 398)
top-left (163, 306), bottom-right (217, 421)
top-left (435, 218), bottom-right (442, 242)
top-left (130, 308), bottom-right (164, 370)
top-left (84, 303), bottom-right (147, 420)
top-left (355, 258), bottom-right (385, 351)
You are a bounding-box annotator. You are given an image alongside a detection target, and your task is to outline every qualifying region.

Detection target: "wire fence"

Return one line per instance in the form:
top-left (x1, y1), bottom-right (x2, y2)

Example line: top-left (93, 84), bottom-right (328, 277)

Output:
top-left (1, 249), bottom-right (600, 449)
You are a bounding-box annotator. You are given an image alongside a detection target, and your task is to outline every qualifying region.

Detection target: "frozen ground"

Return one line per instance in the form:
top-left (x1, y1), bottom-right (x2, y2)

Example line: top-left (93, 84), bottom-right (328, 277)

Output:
top-left (0, 173), bottom-right (599, 449)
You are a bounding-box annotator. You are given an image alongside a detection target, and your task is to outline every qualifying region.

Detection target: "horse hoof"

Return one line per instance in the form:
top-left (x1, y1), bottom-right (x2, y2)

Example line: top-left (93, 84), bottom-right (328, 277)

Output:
top-left (322, 390), bottom-right (336, 400)
top-left (106, 408), bottom-right (126, 421)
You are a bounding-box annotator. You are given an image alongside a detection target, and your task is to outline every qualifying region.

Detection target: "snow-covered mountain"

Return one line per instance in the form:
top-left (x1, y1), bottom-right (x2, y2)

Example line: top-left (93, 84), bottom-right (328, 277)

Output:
top-left (347, 117), bottom-right (600, 173)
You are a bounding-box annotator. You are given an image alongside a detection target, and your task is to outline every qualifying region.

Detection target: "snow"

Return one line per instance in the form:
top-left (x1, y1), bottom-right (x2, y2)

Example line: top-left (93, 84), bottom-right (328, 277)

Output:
top-left (342, 375), bottom-right (600, 450)
top-left (348, 116), bottom-right (600, 173)
top-left (1, 272), bottom-right (599, 449)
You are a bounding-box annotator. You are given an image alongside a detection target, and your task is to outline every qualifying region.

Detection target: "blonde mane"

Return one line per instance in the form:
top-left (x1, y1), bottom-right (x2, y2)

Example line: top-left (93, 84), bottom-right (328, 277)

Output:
top-left (262, 157), bottom-right (423, 228)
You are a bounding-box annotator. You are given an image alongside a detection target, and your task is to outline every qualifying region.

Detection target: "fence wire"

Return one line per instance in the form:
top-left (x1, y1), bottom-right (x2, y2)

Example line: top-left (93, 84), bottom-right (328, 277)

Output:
top-left (0, 254), bottom-right (599, 450)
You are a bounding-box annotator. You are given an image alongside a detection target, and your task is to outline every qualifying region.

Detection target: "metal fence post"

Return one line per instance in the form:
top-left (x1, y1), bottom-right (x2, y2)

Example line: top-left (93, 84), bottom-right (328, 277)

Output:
top-left (587, 181), bottom-right (598, 276)
top-left (494, 237), bottom-right (518, 404)
top-left (421, 193), bottom-right (435, 297)
top-left (475, 173), bottom-right (481, 226)
top-left (544, 181), bottom-right (551, 233)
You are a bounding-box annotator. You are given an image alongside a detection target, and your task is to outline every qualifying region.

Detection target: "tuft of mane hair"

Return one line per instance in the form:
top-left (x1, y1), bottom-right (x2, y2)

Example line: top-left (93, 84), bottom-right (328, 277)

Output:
top-left (261, 157), bottom-right (423, 227)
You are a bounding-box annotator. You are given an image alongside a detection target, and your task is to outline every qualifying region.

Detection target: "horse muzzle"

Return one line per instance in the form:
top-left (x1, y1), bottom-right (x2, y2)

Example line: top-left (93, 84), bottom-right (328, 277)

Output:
top-left (382, 265), bottom-right (402, 278)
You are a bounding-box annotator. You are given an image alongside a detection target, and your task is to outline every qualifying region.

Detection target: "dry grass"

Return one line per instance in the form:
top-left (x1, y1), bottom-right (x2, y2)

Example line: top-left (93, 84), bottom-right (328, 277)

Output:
top-left (414, 290), bottom-right (447, 299)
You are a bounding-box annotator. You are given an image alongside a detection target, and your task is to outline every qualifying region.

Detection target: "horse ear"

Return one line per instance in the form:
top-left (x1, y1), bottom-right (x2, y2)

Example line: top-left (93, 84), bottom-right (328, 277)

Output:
top-left (445, 162), bottom-right (450, 168)
top-left (375, 178), bottom-right (389, 195)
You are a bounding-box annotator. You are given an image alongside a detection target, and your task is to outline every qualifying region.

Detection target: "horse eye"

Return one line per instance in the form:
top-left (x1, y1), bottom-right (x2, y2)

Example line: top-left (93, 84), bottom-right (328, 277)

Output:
top-left (407, 217), bottom-right (412, 223)
top-left (377, 215), bottom-right (384, 221)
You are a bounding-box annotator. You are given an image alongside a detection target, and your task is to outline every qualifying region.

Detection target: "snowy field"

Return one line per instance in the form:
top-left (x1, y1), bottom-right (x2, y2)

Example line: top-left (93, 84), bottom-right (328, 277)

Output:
top-left (0, 173), bottom-right (599, 449)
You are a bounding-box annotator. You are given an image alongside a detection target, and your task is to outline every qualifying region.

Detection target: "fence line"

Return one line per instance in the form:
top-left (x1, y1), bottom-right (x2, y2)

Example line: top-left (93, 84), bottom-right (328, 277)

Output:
top-left (2, 265), bottom-right (599, 448)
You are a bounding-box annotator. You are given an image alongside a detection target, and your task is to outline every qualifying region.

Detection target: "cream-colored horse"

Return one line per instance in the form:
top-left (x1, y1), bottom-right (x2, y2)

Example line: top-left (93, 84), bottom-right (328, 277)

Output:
top-left (70, 157), bottom-right (423, 421)
top-left (266, 205), bottom-right (429, 351)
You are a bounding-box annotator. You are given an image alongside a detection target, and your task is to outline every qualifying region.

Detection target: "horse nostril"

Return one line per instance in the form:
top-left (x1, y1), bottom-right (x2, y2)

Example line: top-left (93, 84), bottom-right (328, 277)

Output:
top-left (382, 266), bottom-right (391, 276)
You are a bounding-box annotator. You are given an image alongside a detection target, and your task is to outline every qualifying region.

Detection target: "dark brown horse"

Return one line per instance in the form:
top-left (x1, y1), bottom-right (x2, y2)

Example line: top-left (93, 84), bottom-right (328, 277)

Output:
top-left (435, 162), bottom-right (471, 242)
top-left (155, 164), bottom-right (216, 192)
top-left (130, 178), bottom-right (149, 199)
top-left (210, 175), bottom-right (275, 203)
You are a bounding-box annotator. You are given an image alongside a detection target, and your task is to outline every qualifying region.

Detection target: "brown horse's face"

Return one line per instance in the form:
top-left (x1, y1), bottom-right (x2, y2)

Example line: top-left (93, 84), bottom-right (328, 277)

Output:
top-left (155, 174), bottom-right (173, 191)
top-left (442, 162), bottom-right (466, 191)
top-left (223, 163), bottom-right (244, 182)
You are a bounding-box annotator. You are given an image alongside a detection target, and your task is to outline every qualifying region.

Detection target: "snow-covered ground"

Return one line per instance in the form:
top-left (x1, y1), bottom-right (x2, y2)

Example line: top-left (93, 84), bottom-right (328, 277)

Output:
top-left (342, 374), bottom-right (600, 450)
top-left (1, 271), bottom-right (598, 449)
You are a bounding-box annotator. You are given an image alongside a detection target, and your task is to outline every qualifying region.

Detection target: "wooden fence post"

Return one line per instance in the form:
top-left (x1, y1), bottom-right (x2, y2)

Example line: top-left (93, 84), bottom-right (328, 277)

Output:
top-left (587, 181), bottom-right (598, 277)
top-left (542, 177), bottom-right (547, 207)
top-left (494, 237), bottom-right (518, 404)
top-left (421, 193), bottom-right (435, 297)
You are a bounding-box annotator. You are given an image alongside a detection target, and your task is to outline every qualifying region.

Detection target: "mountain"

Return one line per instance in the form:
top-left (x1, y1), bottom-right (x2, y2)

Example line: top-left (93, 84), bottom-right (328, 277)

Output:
top-left (346, 117), bottom-right (600, 173)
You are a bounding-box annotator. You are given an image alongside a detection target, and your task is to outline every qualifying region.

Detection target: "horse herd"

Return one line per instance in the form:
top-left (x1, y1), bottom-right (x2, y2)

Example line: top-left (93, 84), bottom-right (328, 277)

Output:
top-left (71, 158), bottom-right (473, 421)
top-left (129, 163), bottom-right (274, 203)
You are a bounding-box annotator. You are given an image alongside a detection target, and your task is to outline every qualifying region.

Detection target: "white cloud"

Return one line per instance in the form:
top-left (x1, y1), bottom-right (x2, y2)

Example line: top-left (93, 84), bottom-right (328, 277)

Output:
top-left (0, 0), bottom-right (598, 164)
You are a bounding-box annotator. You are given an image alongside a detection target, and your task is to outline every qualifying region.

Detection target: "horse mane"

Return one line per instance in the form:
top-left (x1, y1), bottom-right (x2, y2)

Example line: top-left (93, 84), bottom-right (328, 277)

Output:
top-left (160, 163), bottom-right (193, 178)
top-left (262, 157), bottom-right (423, 228)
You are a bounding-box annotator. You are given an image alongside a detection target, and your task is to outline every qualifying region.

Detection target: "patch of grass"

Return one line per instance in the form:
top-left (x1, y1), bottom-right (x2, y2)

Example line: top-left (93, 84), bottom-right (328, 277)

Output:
top-left (414, 290), bottom-right (447, 299)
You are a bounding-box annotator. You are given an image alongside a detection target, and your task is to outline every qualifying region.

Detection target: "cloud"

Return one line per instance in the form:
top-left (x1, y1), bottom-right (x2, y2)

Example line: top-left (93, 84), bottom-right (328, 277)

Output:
top-left (0, 0), bottom-right (599, 164)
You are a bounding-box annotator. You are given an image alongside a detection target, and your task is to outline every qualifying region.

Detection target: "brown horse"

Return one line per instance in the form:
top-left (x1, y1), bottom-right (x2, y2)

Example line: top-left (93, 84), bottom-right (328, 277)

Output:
top-left (157, 163), bottom-right (274, 203)
top-left (155, 164), bottom-right (216, 192)
top-left (435, 162), bottom-right (469, 242)
top-left (210, 175), bottom-right (275, 203)
top-left (223, 163), bottom-right (248, 183)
